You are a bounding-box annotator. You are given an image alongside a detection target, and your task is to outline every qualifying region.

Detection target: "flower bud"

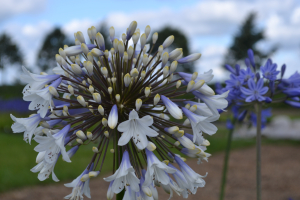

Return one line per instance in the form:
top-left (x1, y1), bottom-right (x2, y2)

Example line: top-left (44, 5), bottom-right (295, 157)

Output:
top-left (96, 32), bottom-right (105, 50)
top-left (91, 48), bottom-right (104, 57)
top-left (87, 52), bottom-right (93, 62)
top-left (104, 50), bottom-right (109, 58)
top-left (123, 52), bottom-right (128, 62)
top-left (101, 67), bottom-right (108, 77)
top-left (141, 71), bottom-right (146, 79)
top-left (108, 87), bottom-right (113, 94)
top-left (80, 174), bottom-right (89, 182)
top-left (144, 87), bottom-right (150, 97)
top-left (87, 131), bottom-right (93, 140)
top-left (76, 138), bottom-right (83, 144)
top-left (140, 33), bottom-right (146, 49)
top-left (109, 26), bottom-right (115, 41)
top-left (187, 80), bottom-right (195, 92)
top-left (98, 105), bottom-right (104, 115)
top-left (158, 45), bottom-right (163, 56)
top-left (126, 21), bottom-right (137, 40)
top-left (89, 85), bottom-right (94, 94)
top-left (145, 25), bottom-right (151, 38)
top-left (193, 80), bottom-right (205, 91)
top-left (202, 139), bottom-right (210, 146)
top-left (176, 80), bottom-right (181, 89)
top-left (118, 41), bottom-right (125, 57)
top-left (124, 73), bottom-right (131, 87)
top-left (146, 142), bottom-right (156, 151)
top-left (167, 126), bottom-right (179, 134)
top-left (122, 33), bottom-right (126, 42)
top-left (152, 32), bottom-right (158, 44)
top-left (92, 147), bottom-right (99, 153)
top-left (170, 61), bottom-right (178, 73)
top-left (136, 99), bottom-right (142, 111)
top-left (89, 171), bottom-right (100, 178)
top-left (142, 186), bottom-right (153, 197)
top-left (174, 141), bottom-right (180, 146)
top-left (76, 130), bottom-right (87, 140)
top-left (142, 54), bottom-right (148, 66)
top-left (85, 61), bottom-right (94, 76)
top-left (183, 118), bottom-right (191, 126)
top-left (93, 93), bottom-right (101, 103)
top-left (76, 31), bottom-right (85, 43)
top-left (132, 32), bottom-right (139, 44)
top-left (192, 72), bottom-right (198, 80)
top-left (81, 43), bottom-right (89, 55)
top-left (167, 73), bottom-right (173, 82)
top-left (128, 46), bottom-right (134, 59)
top-left (71, 64), bottom-right (82, 74)
top-left (161, 52), bottom-right (169, 67)
top-left (177, 53), bottom-right (201, 64)
top-left (162, 35), bottom-right (174, 48)
top-left (185, 104), bottom-right (191, 109)
top-left (102, 118), bottom-right (108, 127)
top-left (113, 39), bottom-right (119, 52)
top-left (49, 86), bottom-right (59, 97)
top-left (59, 48), bottom-right (66, 59)
top-left (68, 85), bottom-right (74, 95)
top-left (115, 94), bottom-right (120, 102)
top-left (110, 149), bottom-right (115, 153)
top-left (154, 94), bottom-right (160, 105)
top-left (163, 66), bottom-right (169, 78)
top-left (104, 130), bottom-right (109, 138)
top-left (77, 95), bottom-right (87, 107)
top-left (130, 68), bottom-right (139, 77)
top-left (169, 48), bottom-right (182, 60)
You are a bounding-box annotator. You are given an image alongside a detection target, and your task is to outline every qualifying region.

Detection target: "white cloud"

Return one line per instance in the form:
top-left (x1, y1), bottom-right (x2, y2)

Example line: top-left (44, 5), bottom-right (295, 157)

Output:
top-left (3, 21), bottom-right (53, 69)
top-left (62, 19), bottom-right (94, 39)
top-left (0, 0), bottom-right (47, 21)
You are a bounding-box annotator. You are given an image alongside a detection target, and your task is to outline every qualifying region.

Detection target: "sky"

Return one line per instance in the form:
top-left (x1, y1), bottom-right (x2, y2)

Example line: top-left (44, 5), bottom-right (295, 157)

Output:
top-left (0, 0), bottom-right (300, 84)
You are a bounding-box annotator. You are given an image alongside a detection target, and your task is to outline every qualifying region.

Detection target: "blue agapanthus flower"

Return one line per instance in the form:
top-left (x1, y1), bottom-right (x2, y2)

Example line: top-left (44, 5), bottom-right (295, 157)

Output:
top-left (260, 59), bottom-right (280, 81)
top-left (241, 78), bottom-right (268, 102)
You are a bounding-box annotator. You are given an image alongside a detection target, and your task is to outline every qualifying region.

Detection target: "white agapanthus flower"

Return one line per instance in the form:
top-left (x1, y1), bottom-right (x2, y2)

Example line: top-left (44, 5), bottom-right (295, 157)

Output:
top-left (11, 21), bottom-right (227, 199)
top-left (117, 109), bottom-right (158, 149)
top-left (10, 113), bottom-right (42, 143)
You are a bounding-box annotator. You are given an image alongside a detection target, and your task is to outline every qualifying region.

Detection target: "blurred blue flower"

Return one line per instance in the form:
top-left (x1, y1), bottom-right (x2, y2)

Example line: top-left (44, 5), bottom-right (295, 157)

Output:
top-left (260, 59), bottom-right (280, 81)
top-left (241, 79), bottom-right (268, 102)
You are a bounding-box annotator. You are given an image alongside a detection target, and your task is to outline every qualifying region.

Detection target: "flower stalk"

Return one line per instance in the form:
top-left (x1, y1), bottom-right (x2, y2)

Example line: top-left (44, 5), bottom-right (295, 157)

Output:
top-left (219, 118), bottom-right (236, 200)
top-left (255, 103), bottom-right (262, 200)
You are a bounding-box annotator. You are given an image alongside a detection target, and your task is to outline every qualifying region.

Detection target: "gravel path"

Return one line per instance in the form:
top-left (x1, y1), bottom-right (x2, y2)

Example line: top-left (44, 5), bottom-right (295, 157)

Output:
top-left (1, 145), bottom-right (299, 200)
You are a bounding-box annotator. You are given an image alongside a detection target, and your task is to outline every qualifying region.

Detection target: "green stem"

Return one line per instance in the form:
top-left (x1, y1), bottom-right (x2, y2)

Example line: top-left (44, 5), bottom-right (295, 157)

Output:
top-left (219, 118), bottom-right (236, 200)
top-left (256, 103), bottom-right (262, 200)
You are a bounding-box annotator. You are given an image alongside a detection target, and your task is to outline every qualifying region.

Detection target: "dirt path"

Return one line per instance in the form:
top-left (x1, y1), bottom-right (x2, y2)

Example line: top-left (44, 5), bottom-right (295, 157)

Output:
top-left (1, 145), bottom-right (299, 200)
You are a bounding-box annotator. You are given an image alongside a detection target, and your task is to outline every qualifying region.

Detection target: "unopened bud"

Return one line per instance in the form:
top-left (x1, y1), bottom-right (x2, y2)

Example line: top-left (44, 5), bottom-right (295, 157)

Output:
top-left (162, 52), bottom-right (169, 67)
top-left (145, 25), bottom-right (151, 38)
top-left (192, 72), bottom-right (198, 80)
top-left (146, 142), bottom-right (156, 151)
top-left (87, 131), bottom-right (93, 140)
top-left (152, 32), bottom-right (158, 44)
top-left (93, 93), bottom-right (101, 103)
top-left (102, 118), bottom-right (108, 127)
top-left (154, 94), bottom-right (160, 105)
top-left (104, 131), bottom-right (109, 138)
top-left (163, 66), bottom-right (169, 78)
top-left (92, 146), bottom-right (99, 153)
top-left (49, 86), bottom-right (59, 97)
top-left (80, 174), bottom-right (90, 182)
top-left (115, 94), bottom-right (120, 102)
top-left (76, 138), bottom-right (83, 144)
top-left (185, 104), bottom-right (191, 109)
top-left (89, 171), bottom-right (100, 178)
top-left (176, 80), bottom-right (181, 89)
top-left (128, 46), bottom-right (134, 59)
top-left (167, 126), bottom-right (179, 134)
top-left (144, 87), bottom-right (150, 97)
top-left (71, 64), bottom-right (82, 74)
top-left (141, 71), bottom-right (146, 79)
top-left (136, 99), bottom-right (142, 111)
top-left (108, 87), bottom-right (113, 94)
top-left (124, 73), bottom-right (131, 87)
top-left (77, 95), bottom-right (87, 107)
top-left (169, 48), bottom-right (182, 60)
top-left (187, 80), bottom-right (195, 92)
top-left (98, 105), bottom-right (104, 115)
top-left (174, 141), bottom-right (180, 146)
top-left (130, 68), bottom-right (139, 77)
top-left (162, 35), bottom-right (174, 48)
top-left (76, 130), bottom-right (87, 140)
top-left (170, 61), bottom-right (178, 73)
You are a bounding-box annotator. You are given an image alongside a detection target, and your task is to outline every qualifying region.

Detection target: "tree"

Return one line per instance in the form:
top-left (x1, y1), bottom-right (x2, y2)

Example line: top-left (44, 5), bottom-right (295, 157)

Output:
top-left (37, 28), bottom-right (70, 72)
top-left (152, 27), bottom-right (193, 73)
top-left (0, 33), bottom-right (23, 85)
top-left (223, 12), bottom-right (277, 68)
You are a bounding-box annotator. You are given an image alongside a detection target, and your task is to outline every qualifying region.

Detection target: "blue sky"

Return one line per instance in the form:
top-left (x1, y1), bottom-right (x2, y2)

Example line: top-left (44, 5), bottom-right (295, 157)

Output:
top-left (1, 0), bottom-right (300, 84)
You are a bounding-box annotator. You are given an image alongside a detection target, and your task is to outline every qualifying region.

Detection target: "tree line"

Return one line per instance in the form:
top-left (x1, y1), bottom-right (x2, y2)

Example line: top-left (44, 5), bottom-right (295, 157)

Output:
top-left (0, 13), bottom-right (276, 85)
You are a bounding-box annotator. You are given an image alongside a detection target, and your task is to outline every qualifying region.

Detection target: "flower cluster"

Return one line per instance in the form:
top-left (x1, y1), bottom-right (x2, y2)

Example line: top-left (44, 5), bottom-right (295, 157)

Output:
top-left (217, 49), bottom-right (300, 128)
top-left (11, 21), bottom-right (228, 199)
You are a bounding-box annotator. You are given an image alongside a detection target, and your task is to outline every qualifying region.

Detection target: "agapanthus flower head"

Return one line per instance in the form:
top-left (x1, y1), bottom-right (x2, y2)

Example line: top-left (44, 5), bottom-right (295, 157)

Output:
top-left (219, 48), bottom-right (300, 130)
top-left (11, 21), bottom-right (228, 199)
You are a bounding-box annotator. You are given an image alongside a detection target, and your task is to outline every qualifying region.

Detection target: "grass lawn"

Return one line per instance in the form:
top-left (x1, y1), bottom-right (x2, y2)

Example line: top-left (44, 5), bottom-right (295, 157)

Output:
top-left (1, 126), bottom-right (300, 193)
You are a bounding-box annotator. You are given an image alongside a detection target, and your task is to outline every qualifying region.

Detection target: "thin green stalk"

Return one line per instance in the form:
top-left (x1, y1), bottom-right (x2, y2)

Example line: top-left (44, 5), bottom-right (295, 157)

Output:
top-left (219, 118), bottom-right (236, 200)
top-left (256, 103), bottom-right (262, 200)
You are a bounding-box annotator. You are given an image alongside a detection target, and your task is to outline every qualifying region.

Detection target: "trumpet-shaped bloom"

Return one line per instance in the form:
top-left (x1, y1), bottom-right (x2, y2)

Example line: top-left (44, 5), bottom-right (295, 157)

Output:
top-left (174, 155), bottom-right (206, 194)
top-left (241, 78), bottom-right (268, 102)
top-left (21, 66), bottom-right (60, 96)
top-left (24, 78), bottom-right (62, 117)
top-left (64, 165), bottom-right (93, 200)
top-left (260, 59), bottom-right (279, 81)
top-left (168, 163), bottom-right (190, 198)
top-left (104, 151), bottom-right (140, 193)
top-left (117, 110), bottom-right (158, 150)
top-left (143, 149), bottom-right (177, 187)
top-left (10, 113), bottom-right (42, 143)
top-left (182, 107), bottom-right (217, 137)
